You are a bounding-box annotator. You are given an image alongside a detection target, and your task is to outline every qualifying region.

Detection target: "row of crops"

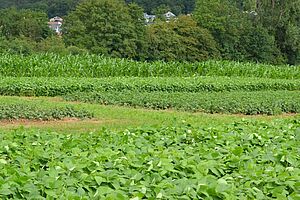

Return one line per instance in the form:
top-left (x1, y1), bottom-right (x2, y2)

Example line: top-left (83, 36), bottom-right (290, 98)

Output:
top-left (0, 119), bottom-right (299, 199)
top-left (0, 104), bottom-right (93, 120)
top-left (63, 90), bottom-right (300, 115)
top-left (0, 53), bottom-right (299, 200)
top-left (0, 53), bottom-right (299, 78)
top-left (0, 77), bottom-right (299, 96)
top-left (0, 77), bottom-right (299, 115)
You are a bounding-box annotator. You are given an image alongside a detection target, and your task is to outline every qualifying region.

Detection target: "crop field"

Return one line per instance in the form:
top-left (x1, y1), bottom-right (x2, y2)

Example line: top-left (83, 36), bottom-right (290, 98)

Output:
top-left (0, 119), bottom-right (299, 199)
top-left (0, 104), bottom-right (93, 121)
top-left (63, 90), bottom-right (300, 115)
top-left (0, 53), bottom-right (299, 78)
top-left (0, 77), bottom-right (300, 96)
top-left (0, 53), bottom-right (299, 199)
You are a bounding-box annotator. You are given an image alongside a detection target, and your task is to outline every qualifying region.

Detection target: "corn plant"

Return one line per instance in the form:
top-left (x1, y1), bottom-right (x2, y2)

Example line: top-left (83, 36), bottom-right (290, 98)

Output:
top-left (0, 53), bottom-right (299, 78)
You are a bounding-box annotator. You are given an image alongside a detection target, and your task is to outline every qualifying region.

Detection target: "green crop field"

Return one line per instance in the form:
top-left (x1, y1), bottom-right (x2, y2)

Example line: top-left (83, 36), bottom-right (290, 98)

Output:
top-left (0, 54), bottom-right (299, 199)
top-left (0, 77), bottom-right (299, 97)
top-left (0, 104), bottom-right (93, 121)
top-left (0, 53), bottom-right (299, 78)
top-left (63, 90), bottom-right (300, 115)
top-left (0, 119), bottom-right (299, 199)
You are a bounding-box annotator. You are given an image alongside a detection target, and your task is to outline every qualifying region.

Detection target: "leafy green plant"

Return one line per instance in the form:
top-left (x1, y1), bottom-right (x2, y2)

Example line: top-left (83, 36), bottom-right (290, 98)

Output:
top-left (0, 104), bottom-right (93, 120)
top-left (0, 53), bottom-right (299, 78)
top-left (0, 77), bottom-right (299, 97)
top-left (0, 119), bottom-right (299, 199)
top-left (64, 90), bottom-right (300, 115)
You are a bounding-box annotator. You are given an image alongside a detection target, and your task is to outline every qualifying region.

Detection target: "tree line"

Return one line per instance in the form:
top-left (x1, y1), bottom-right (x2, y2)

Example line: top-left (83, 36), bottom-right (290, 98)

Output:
top-left (0, 0), bottom-right (299, 65)
top-left (0, 0), bottom-right (194, 17)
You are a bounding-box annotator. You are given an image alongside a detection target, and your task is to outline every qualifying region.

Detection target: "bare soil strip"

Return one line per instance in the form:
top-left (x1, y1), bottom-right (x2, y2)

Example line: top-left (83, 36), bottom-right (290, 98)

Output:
top-left (0, 118), bottom-right (114, 128)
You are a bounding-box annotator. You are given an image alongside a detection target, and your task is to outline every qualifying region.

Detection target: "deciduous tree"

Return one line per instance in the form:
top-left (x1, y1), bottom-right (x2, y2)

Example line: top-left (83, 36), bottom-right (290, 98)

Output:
top-left (146, 16), bottom-right (219, 62)
top-left (63, 0), bottom-right (146, 59)
top-left (0, 8), bottom-right (50, 41)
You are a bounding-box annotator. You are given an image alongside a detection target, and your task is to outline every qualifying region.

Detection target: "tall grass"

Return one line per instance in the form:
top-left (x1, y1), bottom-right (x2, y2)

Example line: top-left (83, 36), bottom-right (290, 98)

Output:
top-left (0, 53), bottom-right (299, 78)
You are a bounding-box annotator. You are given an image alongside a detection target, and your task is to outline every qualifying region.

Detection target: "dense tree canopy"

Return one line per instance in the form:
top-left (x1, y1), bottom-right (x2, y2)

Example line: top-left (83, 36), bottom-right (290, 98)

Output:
top-left (0, 0), bottom-right (195, 16)
top-left (194, 0), bottom-right (300, 64)
top-left (0, 0), bottom-right (80, 17)
top-left (0, 0), bottom-right (299, 65)
top-left (146, 16), bottom-right (219, 62)
top-left (0, 8), bottom-right (51, 41)
top-left (255, 0), bottom-right (300, 65)
top-left (125, 0), bottom-right (195, 15)
top-left (63, 0), bottom-right (145, 59)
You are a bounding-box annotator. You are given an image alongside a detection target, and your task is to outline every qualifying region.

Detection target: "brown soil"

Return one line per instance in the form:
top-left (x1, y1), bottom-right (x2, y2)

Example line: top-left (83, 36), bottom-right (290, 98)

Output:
top-left (0, 118), bottom-right (108, 128)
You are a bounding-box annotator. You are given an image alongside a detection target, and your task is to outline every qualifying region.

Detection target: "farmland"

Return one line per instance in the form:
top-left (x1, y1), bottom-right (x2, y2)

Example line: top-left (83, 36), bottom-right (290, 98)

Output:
top-left (0, 54), bottom-right (299, 199)
top-left (0, 53), bottom-right (299, 78)
top-left (1, 119), bottom-right (299, 199)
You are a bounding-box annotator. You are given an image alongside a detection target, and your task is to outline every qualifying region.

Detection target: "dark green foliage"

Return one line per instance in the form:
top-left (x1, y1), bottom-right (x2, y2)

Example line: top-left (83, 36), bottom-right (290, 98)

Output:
top-left (0, 37), bottom-right (83, 55)
top-left (0, 54), bottom-right (299, 78)
top-left (47, 0), bottom-right (80, 17)
top-left (63, 0), bottom-right (145, 59)
top-left (125, 0), bottom-right (195, 15)
top-left (194, 0), bottom-right (300, 65)
top-left (239, 25), bottom-right (283, 64)
top-left (194, 0), bottom-right (243, 61)
top-left (0, 0), bottom-right (195, 17)
top-left (0, 119), bottom-right (299, 198)
top-left (1, 77), bottom-right (298, 115)
top-left (0, 77), bottom-right (299, 97)
top-left (0, 0), bottom-right (80, 17)
top-left (64, 90), bottom-right (300, 115)
top-left (127, 3), bottom-right (148, 60)
top-left (36, 36), bottom-right (69, 54)
top-left (248, 0), bottom-right (300, 65)
top-left (0, 105), bottom-right (93, 120)
top-left (0, 8), bottom-right (51, 41)
top-left (0, 0), bottom-right (299, 65)
top-left (0, 36), bottom-right (37, 55)
top-left (145, 16), bottom-right (219, 62)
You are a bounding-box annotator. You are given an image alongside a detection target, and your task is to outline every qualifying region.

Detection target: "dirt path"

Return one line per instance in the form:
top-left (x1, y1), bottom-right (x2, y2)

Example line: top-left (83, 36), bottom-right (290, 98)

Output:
top-left (0, 118), bottom-right (119, 128)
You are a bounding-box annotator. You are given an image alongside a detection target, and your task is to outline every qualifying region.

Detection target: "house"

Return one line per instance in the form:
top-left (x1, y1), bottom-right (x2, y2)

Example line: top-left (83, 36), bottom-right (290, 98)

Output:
top-left (164, 11), bottom-right (176, 21)
top-left (48, 16), bottom-right (63, 34)
top-left (143, 11), bottom-right (176, 24)
top-left (243, 10), bottom-right (258, 17)
top-left (144, 13), bottom-right (156, 24)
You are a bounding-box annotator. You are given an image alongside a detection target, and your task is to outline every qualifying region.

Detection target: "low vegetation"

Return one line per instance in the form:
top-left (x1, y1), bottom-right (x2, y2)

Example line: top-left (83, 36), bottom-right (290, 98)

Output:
top-left (0, 104), bottom-right (93, 120)
top-left (0, 119), bottom-right (299, 199)
top-left (0, 77), bottom-right (299, 97)
top-left (0, 0), bottom-right (299, 198)
top-left (64, 90), bottom-right (300, 115)
top-left (0, 76), bottom-right (298, 115)
top-left (0, 53), bottom-right (299, 78)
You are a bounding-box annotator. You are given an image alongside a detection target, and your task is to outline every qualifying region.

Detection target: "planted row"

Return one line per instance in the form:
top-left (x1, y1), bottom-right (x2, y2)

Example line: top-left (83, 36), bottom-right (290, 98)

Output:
top-left (0, 53), bottom-right (299, 78)
top-left (0, 104), bottom-right (93, 120)
top-left (64, 90), bottom-right (300, 115)
top-left (0, 119), bottom-right (299, 199)
top-left (0, 77), bottom-right (299, 97)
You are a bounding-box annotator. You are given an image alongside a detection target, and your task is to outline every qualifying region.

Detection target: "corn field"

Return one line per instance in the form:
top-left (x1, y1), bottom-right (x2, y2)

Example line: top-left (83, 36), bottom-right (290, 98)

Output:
top-left (0, 53), bottom-right (299, 78)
